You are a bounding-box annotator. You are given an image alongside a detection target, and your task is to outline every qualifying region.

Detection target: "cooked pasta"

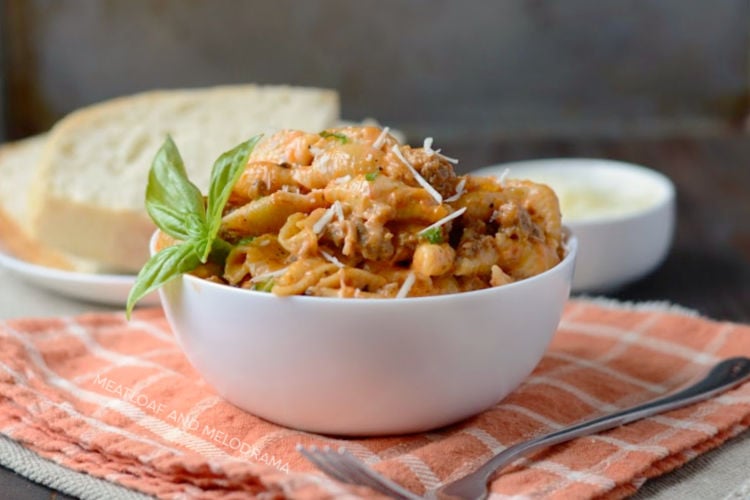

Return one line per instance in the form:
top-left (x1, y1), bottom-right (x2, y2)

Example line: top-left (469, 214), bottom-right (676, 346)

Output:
top-left (201, 125), bottom-right (564, 298)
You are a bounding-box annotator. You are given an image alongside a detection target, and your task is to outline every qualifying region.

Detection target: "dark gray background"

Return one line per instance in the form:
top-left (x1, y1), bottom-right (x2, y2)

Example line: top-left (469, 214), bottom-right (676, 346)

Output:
top-left (2, 0), bottom-right (749, 142)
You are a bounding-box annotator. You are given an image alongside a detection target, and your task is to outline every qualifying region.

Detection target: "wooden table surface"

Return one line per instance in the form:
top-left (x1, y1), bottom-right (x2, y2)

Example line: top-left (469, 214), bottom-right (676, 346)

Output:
top-left (1, 135), bottom-right (749, 499)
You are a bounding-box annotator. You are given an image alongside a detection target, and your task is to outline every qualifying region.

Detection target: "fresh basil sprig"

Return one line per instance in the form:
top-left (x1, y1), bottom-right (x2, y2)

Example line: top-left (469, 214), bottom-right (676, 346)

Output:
top-left (126, 134), bottom-right (262, 318)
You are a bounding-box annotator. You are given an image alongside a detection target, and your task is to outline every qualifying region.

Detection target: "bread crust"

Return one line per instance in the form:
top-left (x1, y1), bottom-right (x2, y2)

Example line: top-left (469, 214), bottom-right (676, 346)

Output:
top-left (0, 136), bottom-right (97, 271)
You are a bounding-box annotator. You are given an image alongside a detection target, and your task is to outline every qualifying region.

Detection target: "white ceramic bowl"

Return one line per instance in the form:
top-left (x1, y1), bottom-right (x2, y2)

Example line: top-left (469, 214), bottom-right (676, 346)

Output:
top-left (155, 234), bottom-right (577, 436)
top-left (473, 159), bottom-right (675, 293)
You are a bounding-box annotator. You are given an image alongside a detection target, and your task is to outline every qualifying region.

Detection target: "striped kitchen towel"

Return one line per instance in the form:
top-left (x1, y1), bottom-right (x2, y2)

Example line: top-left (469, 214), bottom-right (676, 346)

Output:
top-left (0, 299), bottom-right (749, 499)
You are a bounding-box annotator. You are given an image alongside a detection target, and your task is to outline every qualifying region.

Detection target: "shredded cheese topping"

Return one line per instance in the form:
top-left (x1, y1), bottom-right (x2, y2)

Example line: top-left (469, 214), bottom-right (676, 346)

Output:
top-left (320, 250), bottom-right (345, 268)
top-left (391, 145), bottom-right (443, 204)
top-left (250, 266), bottom-right (290, 283)
top-left (372, 127), bottom-right (390, 149)
top-left (313, 201), bottom-right (341, 234)
top-left (417, 207), bottom-right (467, 236)
top-left (437, 152), bottom-right (460, 165)
top-left (444, 177), bottom-right (466, 202)
top-left (333, 200), bottom-right (345, 223)
top-left (334, 175), bottom-right (352, 185)
top-left (422, 137), bottom-right (459, 164)
top-left (498, 168), bottom-right (510, 186)
top-left (396, 272), bottom-right (416, 299)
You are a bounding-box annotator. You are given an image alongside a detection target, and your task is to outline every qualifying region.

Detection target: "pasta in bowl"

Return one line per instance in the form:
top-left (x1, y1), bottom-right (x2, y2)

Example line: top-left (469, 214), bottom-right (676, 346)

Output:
top-left (154, 126), bottom-right (566, 298)
top-left (139, 126), bottom-right (577, 435)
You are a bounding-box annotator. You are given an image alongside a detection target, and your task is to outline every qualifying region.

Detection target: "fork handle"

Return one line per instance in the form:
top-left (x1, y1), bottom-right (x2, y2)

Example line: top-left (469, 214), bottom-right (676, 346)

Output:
top-left (470, 356), bottom-right (750, 483)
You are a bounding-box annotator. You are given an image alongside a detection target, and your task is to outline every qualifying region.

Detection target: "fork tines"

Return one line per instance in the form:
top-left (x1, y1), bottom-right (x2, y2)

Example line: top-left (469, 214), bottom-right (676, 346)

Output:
top-left (296, 444), bottom-right (419, 499)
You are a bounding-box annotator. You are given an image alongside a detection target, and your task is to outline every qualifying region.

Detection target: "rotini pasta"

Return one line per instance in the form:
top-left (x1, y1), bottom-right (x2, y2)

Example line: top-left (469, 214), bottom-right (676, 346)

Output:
top-left (198, 125), bottom-right (564, 298)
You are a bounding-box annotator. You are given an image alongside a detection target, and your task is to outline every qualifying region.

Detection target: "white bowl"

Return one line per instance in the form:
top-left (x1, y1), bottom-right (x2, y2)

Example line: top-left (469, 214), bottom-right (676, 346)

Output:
top-left (154, 234), bottom-right (577, 436)
top-left (473, 159), bottom-right (675, 293)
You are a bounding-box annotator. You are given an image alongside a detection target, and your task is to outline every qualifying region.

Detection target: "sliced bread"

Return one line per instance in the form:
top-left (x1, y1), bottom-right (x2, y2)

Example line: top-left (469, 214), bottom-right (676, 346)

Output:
top-left (28, 84), bottom-right (340, 272)
top-left (0, 135), bottom-right (101, 272)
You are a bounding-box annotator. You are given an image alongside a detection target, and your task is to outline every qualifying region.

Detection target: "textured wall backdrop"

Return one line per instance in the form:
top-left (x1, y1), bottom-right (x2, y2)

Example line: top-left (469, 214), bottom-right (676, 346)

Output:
top-left (2, 0), bottom-right (749, 140)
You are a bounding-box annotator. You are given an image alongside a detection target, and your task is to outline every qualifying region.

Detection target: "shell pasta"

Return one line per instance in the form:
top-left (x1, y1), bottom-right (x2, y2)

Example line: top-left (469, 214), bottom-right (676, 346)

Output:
top-left (208, 126), bottom-right (564, 298)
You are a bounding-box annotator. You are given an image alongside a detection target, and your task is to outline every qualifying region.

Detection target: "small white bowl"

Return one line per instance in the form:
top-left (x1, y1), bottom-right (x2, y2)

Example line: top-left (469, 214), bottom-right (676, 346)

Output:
top-left (473, 159), bottom-right (675, 293)
top-left (154, 233), bottom-right (577, 436)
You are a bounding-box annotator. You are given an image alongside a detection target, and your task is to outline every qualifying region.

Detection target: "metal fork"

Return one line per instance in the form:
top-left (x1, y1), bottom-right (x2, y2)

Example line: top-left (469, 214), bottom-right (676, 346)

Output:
top-left (298, 356), bottom-right (750, 500)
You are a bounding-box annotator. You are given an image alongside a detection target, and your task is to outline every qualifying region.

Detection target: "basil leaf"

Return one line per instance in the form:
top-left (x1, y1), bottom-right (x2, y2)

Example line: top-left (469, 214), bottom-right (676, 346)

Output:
top-left (126, 242), bottom-right (201, 319)
top-left (146, 136), bottom-right (207, 240)
top-left (204, 135), bottom-right (262, 261)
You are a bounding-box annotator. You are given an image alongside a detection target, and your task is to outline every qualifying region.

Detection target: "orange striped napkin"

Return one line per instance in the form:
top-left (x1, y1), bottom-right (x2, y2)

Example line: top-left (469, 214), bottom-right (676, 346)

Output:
top-left (0, 299), bottom-right (749, 499)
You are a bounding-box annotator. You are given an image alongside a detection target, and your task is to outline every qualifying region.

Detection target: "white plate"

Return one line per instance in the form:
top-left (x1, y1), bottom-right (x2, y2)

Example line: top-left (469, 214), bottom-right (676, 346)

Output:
top-left (0, 249), bottom-right (159, 307)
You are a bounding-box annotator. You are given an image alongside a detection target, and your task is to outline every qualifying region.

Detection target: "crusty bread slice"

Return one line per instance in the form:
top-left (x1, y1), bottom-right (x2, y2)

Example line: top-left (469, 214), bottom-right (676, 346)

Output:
top-left (0, 135), bottom-right (102, 272)
top-left (28, 85), bottom-right (340, 272)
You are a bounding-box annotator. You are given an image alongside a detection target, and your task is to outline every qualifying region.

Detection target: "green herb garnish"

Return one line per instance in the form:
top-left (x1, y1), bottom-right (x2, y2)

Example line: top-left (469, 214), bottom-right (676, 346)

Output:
top-left (252, 279), bottom-right (275, 292)
top-left (420, 227), bottom-right (443, 244)
top-left (126, 134), bottom-right (262, 318)
top-left (365, 171), bottom-right (379, 181)
top-left (236, 236), bottom-right (256, 246)
top-left (319, 130), bottom-right (348, 143)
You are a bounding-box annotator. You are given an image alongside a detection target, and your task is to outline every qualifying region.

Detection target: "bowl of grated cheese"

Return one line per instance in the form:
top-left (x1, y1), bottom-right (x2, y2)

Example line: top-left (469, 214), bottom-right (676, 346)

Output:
top-left (474, 158), bottom-right (675, 293)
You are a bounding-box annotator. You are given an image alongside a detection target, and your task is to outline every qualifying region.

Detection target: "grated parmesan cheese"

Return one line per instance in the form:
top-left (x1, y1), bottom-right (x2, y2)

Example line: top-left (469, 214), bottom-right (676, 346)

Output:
top-left (498, 168), bottom-right (510, 186)
top-left (422, 137), bottom-right (459, 164)
top-left (334, 175), bottom-right (352, 185)
top-left (312, 201), bottom-right (341, 234)
top-left (391, 145), bottom-right (443, 204)
top-left (396, 272), bottom-right (416, 299)
top-left (250, 266), bottom-right (290, 283)
top-left (444, 177), bottom-right (466, 202)
top-left (372, 127), bottom-right (390, 149)
top-left (417, 207), bottom-right (467, 236)
top-left (333, 200), bottom-right (345, 223)
top-left (437, 152), bottom-right (459, 164)
top-left (320, 250), bottom-right (345, 268)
